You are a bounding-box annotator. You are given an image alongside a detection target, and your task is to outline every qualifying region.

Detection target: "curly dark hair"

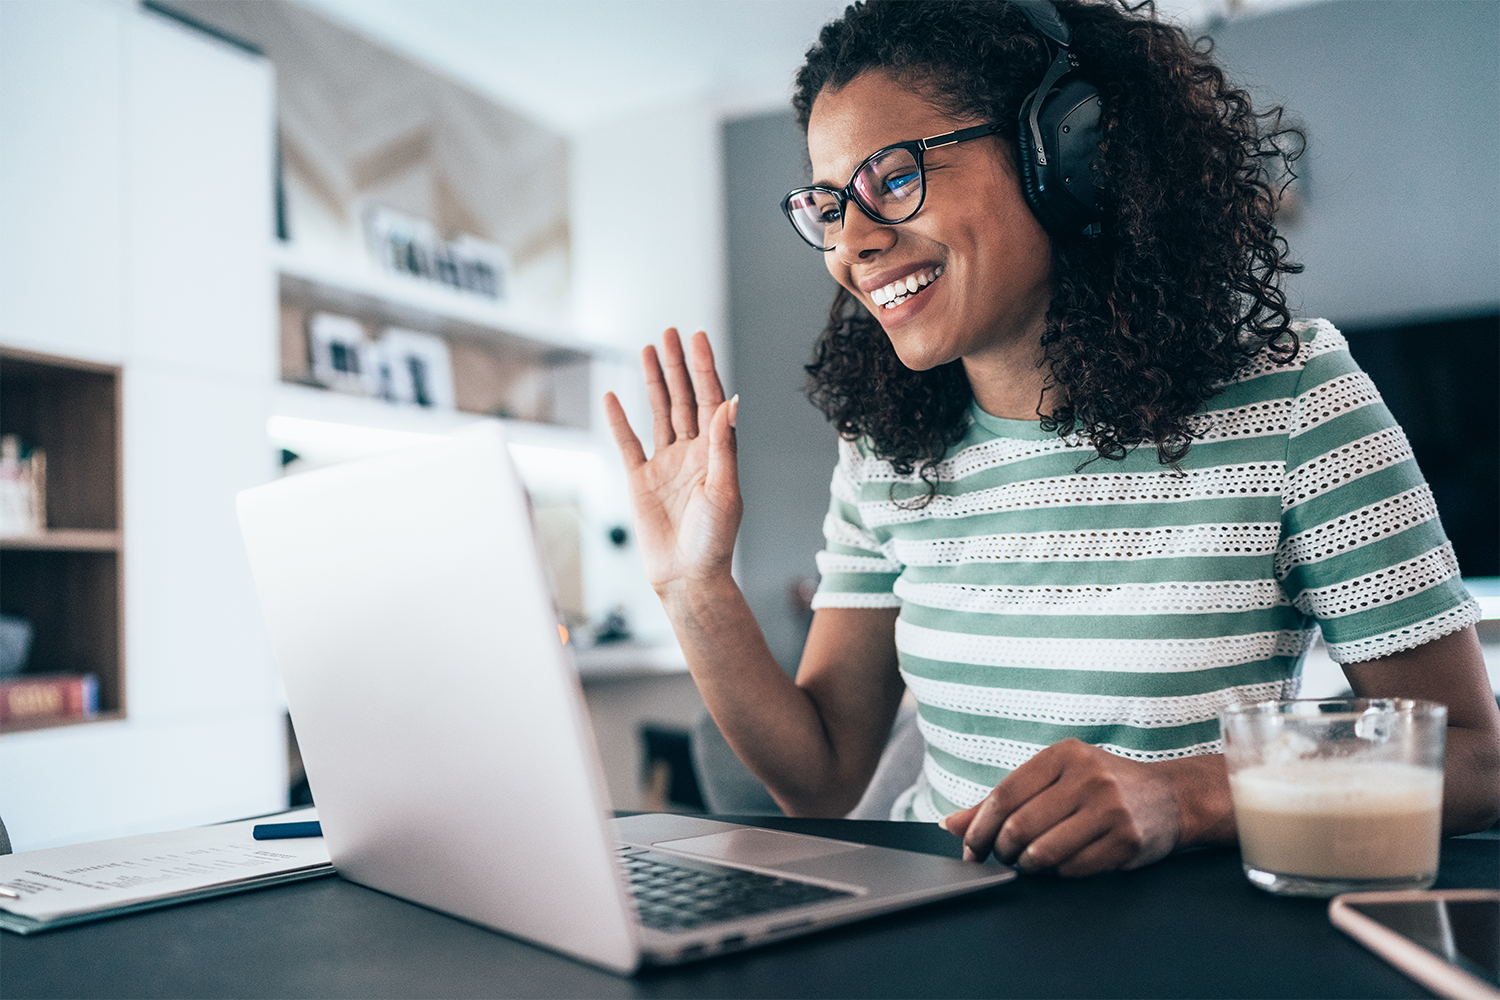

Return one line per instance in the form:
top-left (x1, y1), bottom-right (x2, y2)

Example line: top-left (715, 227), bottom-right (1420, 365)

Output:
top-left (796, 0), bottom-right (1303, 490)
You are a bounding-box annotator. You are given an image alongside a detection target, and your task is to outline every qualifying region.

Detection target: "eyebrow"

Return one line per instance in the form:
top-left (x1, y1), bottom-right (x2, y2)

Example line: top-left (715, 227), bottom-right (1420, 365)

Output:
top-left (809, 122), bottom-right (1006, 188)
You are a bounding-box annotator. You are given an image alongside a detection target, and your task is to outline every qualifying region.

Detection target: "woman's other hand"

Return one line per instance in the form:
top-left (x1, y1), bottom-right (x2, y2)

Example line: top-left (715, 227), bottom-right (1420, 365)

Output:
top-left (939, 740), bottom-right (1235, 877)
top-left (604, 328), bottom-right (741, 595)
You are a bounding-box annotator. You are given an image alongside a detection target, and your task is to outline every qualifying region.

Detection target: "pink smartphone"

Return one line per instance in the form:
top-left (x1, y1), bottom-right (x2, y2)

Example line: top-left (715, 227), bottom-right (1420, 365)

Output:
top-left (1330, 889), bottom-right (1499, 1000)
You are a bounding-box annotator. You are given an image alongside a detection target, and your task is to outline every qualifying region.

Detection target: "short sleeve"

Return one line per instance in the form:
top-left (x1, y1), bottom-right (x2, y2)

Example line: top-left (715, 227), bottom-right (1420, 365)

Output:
top-left (811, 437), bottom-right (904, 609)
top-left (1275, 324), bottom-right (1480, 664)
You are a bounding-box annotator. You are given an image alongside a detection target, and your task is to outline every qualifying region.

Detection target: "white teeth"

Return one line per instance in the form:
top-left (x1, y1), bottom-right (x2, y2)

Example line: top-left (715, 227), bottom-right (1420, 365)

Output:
top-left (871, 266), bottom-right (943, 309)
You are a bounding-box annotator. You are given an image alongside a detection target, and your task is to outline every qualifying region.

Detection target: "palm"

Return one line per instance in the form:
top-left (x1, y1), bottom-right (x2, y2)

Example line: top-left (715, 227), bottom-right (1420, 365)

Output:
top-left (626, 433), bottom-right (738, 587)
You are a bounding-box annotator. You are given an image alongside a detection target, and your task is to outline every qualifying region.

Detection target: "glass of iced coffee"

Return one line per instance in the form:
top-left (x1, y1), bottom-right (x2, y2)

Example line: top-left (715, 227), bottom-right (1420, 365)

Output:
top-left (1220, 699), bottom-right (1446, 897)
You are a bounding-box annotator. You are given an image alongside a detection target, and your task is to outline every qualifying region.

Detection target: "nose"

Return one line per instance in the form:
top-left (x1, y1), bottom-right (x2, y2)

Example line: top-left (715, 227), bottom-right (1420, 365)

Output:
top-left (832, 202), bottom-right (896, 265)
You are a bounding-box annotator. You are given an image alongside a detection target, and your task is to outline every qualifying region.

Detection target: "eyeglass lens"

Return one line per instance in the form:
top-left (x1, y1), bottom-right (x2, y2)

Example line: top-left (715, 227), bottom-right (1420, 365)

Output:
top-left (787, 146), bottom-right (923, 249)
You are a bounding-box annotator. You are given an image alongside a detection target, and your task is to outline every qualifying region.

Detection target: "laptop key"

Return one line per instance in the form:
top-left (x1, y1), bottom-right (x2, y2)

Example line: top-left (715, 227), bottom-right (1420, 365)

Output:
top-left (616, 849), bottom-right (855, 933)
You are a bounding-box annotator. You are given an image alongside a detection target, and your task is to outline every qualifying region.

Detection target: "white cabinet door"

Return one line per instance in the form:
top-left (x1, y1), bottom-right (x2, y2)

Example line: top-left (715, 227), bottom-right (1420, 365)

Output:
top-left (0, 0), bottom-right (126, 362)
top-left (124, 11), bottom-right (275, 381)
top-left (123, 363), bottom-right (279, 719)
top-left (117, 10), bottom-right (282, 749)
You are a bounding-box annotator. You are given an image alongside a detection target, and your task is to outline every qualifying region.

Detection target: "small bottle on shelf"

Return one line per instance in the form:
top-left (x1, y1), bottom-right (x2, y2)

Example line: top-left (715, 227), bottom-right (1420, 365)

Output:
top-left (0, 434), bottom-right (46, 536)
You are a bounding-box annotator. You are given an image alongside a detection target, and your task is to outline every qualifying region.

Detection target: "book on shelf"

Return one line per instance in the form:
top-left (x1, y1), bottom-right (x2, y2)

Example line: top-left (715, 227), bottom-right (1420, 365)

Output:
top-left (0, 674), bottom-right (98, 726)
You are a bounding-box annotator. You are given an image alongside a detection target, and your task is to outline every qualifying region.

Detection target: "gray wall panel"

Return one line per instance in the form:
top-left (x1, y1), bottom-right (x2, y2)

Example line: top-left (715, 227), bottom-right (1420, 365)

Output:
top-left (724, 111), bottom-right (840, 674)
top-left (1208, 0), bottom-right (1499, 325)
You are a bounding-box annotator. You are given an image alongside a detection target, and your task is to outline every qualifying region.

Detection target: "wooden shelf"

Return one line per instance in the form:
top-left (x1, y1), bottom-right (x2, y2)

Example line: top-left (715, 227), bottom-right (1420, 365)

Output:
top-left (274, 246), bottom-right (596, 431)
top-left (0, 709), bottom-right (123, 735)
top-left (0, 529), bottom-right (121, 552)
top-left (0, 347), bottom-right (124, 733)
top-left (273, 245), bottom-right (590, 355)
top-left (574, 642), bottom-right (689, 682)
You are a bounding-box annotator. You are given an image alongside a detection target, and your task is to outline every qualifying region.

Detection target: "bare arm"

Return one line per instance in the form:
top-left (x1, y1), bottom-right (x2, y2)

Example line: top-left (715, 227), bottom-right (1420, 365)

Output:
top-left (668, 590), bottom-right (904, 817)
top-left (1343, 625), bottom-right (1500, 833)
top-left (604, 329), bottom-right (903, 817)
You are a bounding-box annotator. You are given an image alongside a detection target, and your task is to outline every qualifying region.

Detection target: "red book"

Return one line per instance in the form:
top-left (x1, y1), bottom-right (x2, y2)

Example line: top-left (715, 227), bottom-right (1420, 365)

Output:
top-left (0, 675), bottom-right (98, 725)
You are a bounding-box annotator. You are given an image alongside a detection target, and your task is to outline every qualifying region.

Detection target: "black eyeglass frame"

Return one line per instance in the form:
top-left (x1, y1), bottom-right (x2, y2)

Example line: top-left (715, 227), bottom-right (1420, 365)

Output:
top-left (780, 121), bottom-right (1007, 251)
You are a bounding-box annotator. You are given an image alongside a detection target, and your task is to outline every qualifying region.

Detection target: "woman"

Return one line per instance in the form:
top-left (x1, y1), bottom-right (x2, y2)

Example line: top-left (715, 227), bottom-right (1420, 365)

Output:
top-left (604, 0), bottom-right (1499, 877)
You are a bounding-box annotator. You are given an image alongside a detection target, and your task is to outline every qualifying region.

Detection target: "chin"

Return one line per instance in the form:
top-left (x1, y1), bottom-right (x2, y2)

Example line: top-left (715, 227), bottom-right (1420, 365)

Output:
top-left (883, 332), bottom-right (955, 373)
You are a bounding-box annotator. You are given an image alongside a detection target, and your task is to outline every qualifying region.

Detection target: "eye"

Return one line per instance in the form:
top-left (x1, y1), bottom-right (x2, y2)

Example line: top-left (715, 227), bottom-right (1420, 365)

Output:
top-left (819, 205), bottom-right (843, 224)
top-left (884, 170), bottom-right (921, 199)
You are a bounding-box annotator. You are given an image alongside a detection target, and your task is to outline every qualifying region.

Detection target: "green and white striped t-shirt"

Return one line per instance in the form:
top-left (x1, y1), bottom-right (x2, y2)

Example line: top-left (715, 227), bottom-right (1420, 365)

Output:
top-left (812, 321), bottom-right (1480, 822)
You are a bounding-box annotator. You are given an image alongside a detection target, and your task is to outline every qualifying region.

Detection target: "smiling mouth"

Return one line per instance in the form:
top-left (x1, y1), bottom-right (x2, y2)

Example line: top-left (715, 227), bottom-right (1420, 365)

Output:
top-left (869, 265), bottom-right (944, 309)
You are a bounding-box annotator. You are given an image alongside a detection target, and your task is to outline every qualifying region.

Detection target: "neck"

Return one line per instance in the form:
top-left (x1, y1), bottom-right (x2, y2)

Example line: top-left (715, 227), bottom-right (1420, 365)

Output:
top-left (962, 324), bottom-right (1054, 420)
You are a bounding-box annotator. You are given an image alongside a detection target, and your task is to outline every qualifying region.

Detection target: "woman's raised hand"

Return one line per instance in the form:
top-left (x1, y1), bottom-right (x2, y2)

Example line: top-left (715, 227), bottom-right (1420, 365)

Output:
top-left (604, 329), bottom-right (741, 596)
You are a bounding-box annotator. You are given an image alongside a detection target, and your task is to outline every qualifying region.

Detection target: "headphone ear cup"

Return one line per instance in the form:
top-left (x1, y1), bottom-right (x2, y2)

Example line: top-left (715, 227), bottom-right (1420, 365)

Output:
top-left (1015, 85), bottom-right (1074, 237)
top-left (1015, 86), bottom-right (1047, 216)
top-left (1042, 77), bottom-right (1106, 236)
top-left (1015, 66), bottom-right (1107, 240)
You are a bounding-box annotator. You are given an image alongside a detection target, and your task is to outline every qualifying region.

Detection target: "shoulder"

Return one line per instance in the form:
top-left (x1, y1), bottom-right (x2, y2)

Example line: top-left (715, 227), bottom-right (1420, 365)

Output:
top-left (835, 435), bottom-right (885, 481)
top-left (1228, 319), bottom-right (1349, 385)
top-left (1213, 319), bottom-right (1373, 408)
top-left (1191, 320), bottom-right (1382, 445)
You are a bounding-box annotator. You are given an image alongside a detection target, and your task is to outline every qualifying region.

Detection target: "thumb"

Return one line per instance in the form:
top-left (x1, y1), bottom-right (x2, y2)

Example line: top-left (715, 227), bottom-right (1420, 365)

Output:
top-left (938, 804), bottom-right (979, 837)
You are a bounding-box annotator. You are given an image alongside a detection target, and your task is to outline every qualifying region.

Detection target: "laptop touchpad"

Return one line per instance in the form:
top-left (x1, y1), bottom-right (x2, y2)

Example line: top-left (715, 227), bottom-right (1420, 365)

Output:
top-left (655, 828), bottom-right (866, 866)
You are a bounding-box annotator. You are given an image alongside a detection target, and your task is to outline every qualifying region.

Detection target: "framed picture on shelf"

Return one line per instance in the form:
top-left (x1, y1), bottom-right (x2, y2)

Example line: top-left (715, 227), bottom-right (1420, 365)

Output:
top-left (364, 205), bottom-right (510, 301)
top-left (378, 328), bottom-right (455, 410)
top-left (0, 613), bottom-right (33, 676)
top-left (308, 313), bottom-right (378, 396)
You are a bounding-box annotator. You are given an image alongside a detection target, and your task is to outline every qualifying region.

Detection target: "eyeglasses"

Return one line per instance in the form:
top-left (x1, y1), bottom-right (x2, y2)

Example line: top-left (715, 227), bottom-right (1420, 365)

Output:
top-left (780, 122), bottom-right (1006, 251)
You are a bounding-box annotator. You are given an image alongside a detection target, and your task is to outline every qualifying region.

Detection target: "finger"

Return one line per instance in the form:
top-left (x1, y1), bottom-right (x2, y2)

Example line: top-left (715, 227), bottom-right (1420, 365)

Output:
top-left (603, 392), bottom-right (647, 470)
top-left (1052, 831), bottom-right (1138, 878)
top-left (704, 395), bottom-right (740, 504)
top-left (1019, 811), bottom-right (1125, 877)
top-left (687, 331), bottom-right (727, 432)
top-left (988, 743), bottom-right (1074, 816)
top-left (659, 328), bottom-right (700, 440)
top-left (960, 792), bottom-right (1014, 863)
top-left (962, 753), bottom-right (1066, 862)
top-left (989, 784), bottom-right (1083, 865)
top-left (641, 343), bottom-right (675, 452)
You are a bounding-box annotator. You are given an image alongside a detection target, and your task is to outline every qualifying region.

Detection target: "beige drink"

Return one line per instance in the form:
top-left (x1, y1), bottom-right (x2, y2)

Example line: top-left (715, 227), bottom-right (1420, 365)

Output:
top-left (1229, 760), bottom-right (1442, 882)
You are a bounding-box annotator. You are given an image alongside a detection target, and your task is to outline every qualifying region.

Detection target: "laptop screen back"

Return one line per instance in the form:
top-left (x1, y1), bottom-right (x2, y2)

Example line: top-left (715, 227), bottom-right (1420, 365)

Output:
top-left (237, 423), bottom-right (639, 972)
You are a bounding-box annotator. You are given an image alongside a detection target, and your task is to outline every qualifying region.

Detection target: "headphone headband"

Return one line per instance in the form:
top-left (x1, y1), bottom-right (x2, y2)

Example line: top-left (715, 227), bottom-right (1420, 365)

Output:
top-left (1011, 0), bottom-right (1073, 47)
top-left (1008, 0), bottom-right (1107, 239)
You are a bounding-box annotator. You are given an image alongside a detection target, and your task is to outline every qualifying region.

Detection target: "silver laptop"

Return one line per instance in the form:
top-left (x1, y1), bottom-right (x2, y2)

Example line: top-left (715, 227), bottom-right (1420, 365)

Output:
top-left (236, 422), bottom-right (1014, 974)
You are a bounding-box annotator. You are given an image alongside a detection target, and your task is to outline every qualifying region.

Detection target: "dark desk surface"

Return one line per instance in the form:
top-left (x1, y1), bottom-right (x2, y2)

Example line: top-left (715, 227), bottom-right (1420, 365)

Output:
top-left (4, 816), bottom-right (1494, 999)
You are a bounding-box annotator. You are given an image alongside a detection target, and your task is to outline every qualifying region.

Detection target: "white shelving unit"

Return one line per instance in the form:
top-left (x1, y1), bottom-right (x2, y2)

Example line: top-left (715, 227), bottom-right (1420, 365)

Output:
top-left (275, 245), bottom-right (596, 431)
top-left (268, 244), bottom-right (682, 684)
top-left (273, 245), bottom-right (588, 352)
top-left (0, 0), bottom-right (288, 850)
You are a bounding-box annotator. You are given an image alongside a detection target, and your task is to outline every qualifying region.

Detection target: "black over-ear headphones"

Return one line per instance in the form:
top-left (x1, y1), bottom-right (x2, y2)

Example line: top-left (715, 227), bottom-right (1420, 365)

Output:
top-left (1010, 0), bottom-right (1107, 239)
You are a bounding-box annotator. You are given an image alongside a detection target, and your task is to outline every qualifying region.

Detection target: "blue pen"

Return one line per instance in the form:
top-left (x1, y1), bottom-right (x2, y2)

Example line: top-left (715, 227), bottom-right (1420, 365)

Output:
top-left (252, 821), bottom-right (322, 840)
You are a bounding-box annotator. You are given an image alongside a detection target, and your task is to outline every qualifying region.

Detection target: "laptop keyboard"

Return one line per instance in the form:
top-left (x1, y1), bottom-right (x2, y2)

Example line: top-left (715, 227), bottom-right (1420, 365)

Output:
top-left (616, 847), bottom-right (855, 932)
